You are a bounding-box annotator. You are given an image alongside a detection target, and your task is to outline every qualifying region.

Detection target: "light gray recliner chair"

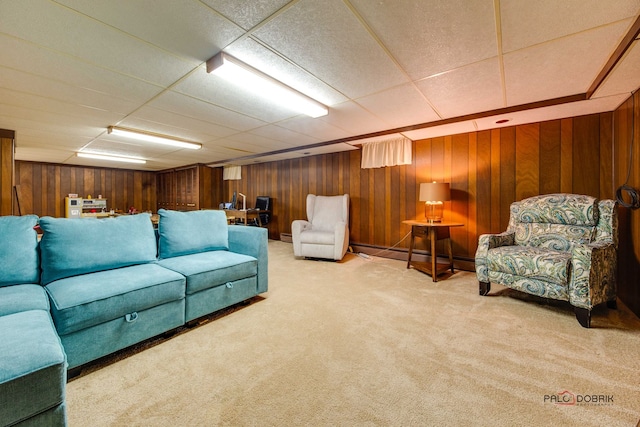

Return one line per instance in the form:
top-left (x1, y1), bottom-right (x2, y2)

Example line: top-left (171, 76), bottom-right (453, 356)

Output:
top-left (292, 194), bottom-right (350, 261)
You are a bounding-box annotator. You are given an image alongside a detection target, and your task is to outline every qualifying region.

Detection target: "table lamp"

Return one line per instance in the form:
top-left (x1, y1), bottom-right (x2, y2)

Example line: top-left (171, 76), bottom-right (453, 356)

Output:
top-left (419, 181), bottom-right (450, 222)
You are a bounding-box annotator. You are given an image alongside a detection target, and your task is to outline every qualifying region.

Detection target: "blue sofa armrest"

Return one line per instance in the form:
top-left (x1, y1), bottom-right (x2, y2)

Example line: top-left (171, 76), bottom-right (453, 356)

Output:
top-left (228, 226), bottom-right (268, 293)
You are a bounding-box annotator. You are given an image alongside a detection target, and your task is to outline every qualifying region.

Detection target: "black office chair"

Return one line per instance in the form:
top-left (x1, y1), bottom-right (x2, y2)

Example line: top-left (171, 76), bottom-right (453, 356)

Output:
top-left (250, 196), bottom-right (270, 226)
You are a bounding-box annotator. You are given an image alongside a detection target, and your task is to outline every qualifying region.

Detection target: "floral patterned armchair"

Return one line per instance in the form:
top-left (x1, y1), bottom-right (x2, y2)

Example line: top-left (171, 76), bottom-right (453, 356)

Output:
top-left (475, 193), bottom-right (618, 328)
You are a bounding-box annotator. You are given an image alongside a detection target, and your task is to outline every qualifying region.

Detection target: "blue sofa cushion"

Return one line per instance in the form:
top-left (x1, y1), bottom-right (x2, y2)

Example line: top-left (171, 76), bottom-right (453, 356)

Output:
top-left (45, 264), bottom-right (186, 336)
top-left (0, 310), bottom-right (66, 427)
top-left (0, 284), bottom-right (49, 317)
top-left (157, 251), bottom-right (257, 294)
top-left (0, 215), bottom-right (40, 287)
top-left (158, 209), bottom-right (228, 259)
top-left (38, 214), bottom-right (158, 285)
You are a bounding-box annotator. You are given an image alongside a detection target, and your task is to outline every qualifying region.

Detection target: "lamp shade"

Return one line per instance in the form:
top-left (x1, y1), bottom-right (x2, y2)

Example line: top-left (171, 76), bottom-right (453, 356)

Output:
top-left (419, 182), bottom-right (450, 202)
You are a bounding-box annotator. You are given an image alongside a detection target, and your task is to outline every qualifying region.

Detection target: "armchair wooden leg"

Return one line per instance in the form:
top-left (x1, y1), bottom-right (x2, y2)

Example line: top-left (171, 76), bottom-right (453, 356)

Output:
top-left (479, 281), bottom-right (490, 296)
top-left (574, 307), bottom-right (591, 328)
top-left (606, 299), bottom-right (617, 309)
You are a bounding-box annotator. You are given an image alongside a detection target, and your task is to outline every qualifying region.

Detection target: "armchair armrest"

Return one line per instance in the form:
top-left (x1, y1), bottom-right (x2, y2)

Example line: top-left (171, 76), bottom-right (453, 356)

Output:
top-left (333, 221), bottom-right (349, 260)
top-left (291, 220), bottom-right (311, 257)
top-left (475, 231), bottom-right (515, 282)
top-left (569, 241), bottom-right (617, 309)
top-left (228, 226), bottom-right (269, 293)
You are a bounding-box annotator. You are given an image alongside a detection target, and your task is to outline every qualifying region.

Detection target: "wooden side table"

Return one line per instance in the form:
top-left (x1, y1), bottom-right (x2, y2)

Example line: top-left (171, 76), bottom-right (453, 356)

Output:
top-left (402, 220), bottom-right (463, 282)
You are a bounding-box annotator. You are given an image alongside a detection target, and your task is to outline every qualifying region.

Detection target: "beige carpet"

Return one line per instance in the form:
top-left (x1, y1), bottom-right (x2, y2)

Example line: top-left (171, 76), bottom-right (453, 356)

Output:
top-left (67, 241), bottom-right (640, 426)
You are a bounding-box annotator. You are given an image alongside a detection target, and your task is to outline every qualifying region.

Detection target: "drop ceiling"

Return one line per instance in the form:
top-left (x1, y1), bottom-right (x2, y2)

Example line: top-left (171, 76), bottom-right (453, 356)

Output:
top-left (1, 0), bottom-right (639, 171)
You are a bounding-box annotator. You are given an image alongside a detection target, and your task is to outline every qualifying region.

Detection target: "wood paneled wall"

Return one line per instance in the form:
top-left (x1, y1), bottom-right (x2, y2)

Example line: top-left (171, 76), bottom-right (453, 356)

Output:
top-left (225, 113), bottom-right (614, 259)
top-left (2, 104), bottom-right (637, 318)
top-left (0, 130), bottom-right (14, 216)
top-left (226, 110), bottom-right (640, 317)
top-left (613, 91), bottom-right (640, 317)
top-left (14, 161), bottom-right (157, 217)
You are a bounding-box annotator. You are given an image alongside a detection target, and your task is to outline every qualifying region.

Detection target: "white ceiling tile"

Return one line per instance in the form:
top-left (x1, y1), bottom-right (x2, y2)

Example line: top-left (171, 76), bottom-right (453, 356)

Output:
top-left (350, 0), bottom-right (498, 79)
top-left (501, 0), bottom-right (640, 53)
top-left (247, 124), bottom-right (321, 147)
top-left (152, 147), bottom-right (230, 163)
top-left (503, 20), bottom-right (632, 106)
top-left (0, 67), bottom-right (139, 115)
top-left (55, 0), bottom-right (244, 61)
top-left (0, 114), bottom-right (97, 144)
top-left (221, 132), bottom-right (297, 153)
top-left (12, 132), bottom-right (90, 150)
top-left (0, 102), bottom-right (123, 134)
top-left (356, 83), bottom-right (441, 128)
top-left (200, 0), bottom-right (292, 30)
top-left (275, 116), bottom-right (352, 142)
top-left (253, 0), bottom-right (408, 99)
top-left (0, 0), bottom-right (196, 85)
top-left (122, 106), bottom-right (239, 140)
top-left (317, 101), bottom-right (393, 136)
top-left (416, 57), bottom-right (505, 118)
top-left (0, 35), bottom-right (164, 104)
top-left (149, 91), bottom-right (268, 132)
top-left (594, 40), bottom-right (640, 98)
top-left (14, 146), bottom-right (76, 164)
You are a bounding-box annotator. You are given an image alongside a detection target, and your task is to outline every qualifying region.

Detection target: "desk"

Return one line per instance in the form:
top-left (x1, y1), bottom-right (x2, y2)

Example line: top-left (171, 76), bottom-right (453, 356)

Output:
top-left (223, 209), bottom-right (269, 226)
top-left (403, 220), bottom-right (463, 282)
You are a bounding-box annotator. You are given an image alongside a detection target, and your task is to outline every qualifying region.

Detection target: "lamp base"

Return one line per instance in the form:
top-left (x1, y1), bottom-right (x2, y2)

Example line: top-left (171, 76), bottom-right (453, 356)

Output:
top-left (424, 202), bottom-right (443, 222)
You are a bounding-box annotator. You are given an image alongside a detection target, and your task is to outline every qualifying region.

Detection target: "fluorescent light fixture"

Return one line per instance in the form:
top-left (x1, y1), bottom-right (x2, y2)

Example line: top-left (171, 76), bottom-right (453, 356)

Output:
top-left (206, 52), bottom-right (328, 118)
top-left (77, 152), bottom-right (146, 164)
top-left (108, 126), bottom-right (202, 150)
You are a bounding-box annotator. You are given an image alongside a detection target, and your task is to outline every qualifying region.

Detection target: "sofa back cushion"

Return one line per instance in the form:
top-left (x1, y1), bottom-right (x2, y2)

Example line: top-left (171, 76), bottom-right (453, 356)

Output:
top-left (39, 214), bottom-right (157, 285)
top-left (0, 215), bottom-right (40, 287)
top-left (157, 209), bottom-right (228, 259)
top-left (514, 223), bottom-right (594, 251)
top-left (511, 193), bottom-right (598, 249)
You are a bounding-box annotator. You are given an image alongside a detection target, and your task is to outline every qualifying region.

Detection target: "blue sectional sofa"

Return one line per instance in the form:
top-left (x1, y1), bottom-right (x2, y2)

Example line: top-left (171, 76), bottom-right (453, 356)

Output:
top-left (0, 210), bottom-right (268, 426)
top-left (0, 215), bottom-right (67, 427)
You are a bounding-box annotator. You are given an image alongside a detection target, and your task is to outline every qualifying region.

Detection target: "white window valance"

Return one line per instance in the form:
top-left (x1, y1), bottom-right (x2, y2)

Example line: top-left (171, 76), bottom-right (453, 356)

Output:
top-left (361, 137), bottom-right (412, 169)
top-left (223, 165), bottom-right (242, 180)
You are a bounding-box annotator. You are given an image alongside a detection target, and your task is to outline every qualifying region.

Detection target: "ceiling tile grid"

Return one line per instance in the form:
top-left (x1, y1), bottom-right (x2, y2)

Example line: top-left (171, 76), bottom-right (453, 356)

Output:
top-left (252, 0), bottom-right (409, 100)
top-left (415, 57), bottom-right (505, 118)
top-left (0, 0), bottom-right (638, 170)
top-left (500, 0), bottom-right (640, 53)
top-left (0, 0), bottom-right (198, 86)
top-left (503, 19), bottom-right (635, 106)
top-left (354, 83), bottom-right (441, 129)
top-left (54, 0), bottom-right (244, 62)
top-left (349, 0), bottom-right (498, 80)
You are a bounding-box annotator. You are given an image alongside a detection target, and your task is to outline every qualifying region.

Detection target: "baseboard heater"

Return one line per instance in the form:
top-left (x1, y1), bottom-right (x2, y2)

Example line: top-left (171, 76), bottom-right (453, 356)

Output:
top-left (278, 234), bottom-right (474, 272)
